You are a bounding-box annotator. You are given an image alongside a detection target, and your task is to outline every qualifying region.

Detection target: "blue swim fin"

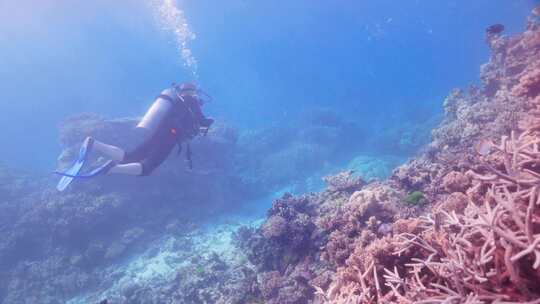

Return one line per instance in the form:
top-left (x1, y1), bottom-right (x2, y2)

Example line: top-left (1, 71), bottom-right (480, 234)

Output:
top-left (56, 137), bottom-right (93, 191)
top-left (54, 160), bottom-right (115, 179)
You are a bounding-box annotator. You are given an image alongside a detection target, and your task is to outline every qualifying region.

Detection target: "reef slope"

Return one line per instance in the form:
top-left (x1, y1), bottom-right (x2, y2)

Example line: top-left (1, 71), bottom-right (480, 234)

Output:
top-left (236, 9), bottom-right (540, 304)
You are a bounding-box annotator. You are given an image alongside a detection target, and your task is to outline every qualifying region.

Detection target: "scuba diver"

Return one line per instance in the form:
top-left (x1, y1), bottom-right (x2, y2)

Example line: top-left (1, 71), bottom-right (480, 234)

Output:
top-left (55, 82), bottom-right (214, 191)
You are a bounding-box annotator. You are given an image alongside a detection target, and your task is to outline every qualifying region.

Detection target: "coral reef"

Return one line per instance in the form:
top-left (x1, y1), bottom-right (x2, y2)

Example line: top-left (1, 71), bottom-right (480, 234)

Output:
top-left (0, 109), bottom-right (378, 303)
top-left (233, 174), bottom-right (419, 303)
top-left (61, 220), bottom-right (259, 304)
top-left (236, 7), bottom-right (540, 304)
top-left (0, 117), bottom-right (249, 303)
top-left (312, 8), bottom-right (540, 303)
top-left (319, 128), bottom-right (540, 303)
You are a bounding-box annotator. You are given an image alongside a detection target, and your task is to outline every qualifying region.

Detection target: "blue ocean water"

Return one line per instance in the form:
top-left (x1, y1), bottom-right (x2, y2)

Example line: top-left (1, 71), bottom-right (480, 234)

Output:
top-left (0, 0), bottom-right (535, 171)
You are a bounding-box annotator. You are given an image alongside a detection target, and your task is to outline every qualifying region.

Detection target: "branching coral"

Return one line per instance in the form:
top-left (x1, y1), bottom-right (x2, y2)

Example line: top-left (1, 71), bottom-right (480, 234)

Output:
top-left (317, 127), bottom-right (540, 303)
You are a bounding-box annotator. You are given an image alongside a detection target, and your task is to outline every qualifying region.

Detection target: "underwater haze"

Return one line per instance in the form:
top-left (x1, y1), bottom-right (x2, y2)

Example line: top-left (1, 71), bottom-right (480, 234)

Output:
top-left (0, 0), bottom-right (535, 171)
top-left (1, 1), bottom-right (540, 304)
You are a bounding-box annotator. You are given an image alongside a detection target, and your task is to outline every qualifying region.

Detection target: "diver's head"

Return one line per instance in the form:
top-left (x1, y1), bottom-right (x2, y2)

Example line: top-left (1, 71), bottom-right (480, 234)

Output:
top-left (174, 82), bottom-right (212, 105)
top-left (177, 82), bottom-right (198, 95)
top-left (173, 82), bottom-right (214, 129)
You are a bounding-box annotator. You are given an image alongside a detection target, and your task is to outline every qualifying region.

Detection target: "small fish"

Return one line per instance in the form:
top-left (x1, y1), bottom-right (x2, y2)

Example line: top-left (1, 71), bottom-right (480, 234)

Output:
top-left (486, 24), bottom-right (505, 35)
top-left (475, 139), bottom-right (494, 156)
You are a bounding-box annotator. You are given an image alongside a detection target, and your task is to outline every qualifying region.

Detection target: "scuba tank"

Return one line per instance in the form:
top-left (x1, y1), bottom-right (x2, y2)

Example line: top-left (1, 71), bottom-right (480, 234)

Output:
top-left (136, 87), bottom-right (176, 133)
top-left (136, 83), bottom-right (214, 169)
top-left (137, 83), bottom-right (213, 135)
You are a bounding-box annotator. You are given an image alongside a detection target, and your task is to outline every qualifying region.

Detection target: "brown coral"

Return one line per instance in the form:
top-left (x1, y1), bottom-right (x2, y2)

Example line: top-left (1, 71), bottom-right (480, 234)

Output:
top-left (319, 184), bottom-right (402, 267)
top-left (442, 171), bottom-right (470, 193)
top-left (513, 66), bottom-right (540, 99)
top-left (435, 192), bottom-right (468, 214)
top-left (323, 171), bottom-right (366, 193)
top-left (513, 64), bottom-right (540, 115)
top-left (262, 215), bottom-right (288, 239)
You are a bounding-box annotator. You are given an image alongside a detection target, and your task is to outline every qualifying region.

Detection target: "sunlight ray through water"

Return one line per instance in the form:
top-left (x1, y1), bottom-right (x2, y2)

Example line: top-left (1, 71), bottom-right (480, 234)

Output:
top-left (151, 0), bottom-right (198, 78)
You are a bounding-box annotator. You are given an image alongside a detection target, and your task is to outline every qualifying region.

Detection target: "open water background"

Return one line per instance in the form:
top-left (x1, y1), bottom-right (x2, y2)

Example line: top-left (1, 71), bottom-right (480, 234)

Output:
top-left (0, 0), bottom-right (536, 170)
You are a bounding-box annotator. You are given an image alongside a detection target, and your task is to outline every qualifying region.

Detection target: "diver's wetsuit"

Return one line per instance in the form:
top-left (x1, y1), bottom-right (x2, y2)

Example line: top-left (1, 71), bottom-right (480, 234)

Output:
top-left (120, 94), bottom-right (205, 176)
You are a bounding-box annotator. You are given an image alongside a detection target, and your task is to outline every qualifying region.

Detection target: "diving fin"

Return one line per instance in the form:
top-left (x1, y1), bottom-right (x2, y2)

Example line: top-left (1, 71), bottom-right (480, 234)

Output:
top-left (55, 160), bottom-right (115, 179)
top-left (56, 137), bottom-right (93, 191)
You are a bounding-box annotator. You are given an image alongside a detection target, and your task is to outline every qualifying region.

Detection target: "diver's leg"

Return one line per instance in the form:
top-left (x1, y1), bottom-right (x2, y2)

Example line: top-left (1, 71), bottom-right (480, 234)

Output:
top-left (69, 160), bottom-right (143, 177)
top-left (92, 140), bottom-right (125, 162)
top-left (107, 163), bottom-right (143, 176)
top-left (85, 124), bottom-right (174, 177)
top-left (137, 130), bottom-right (178, 176)
top-left (70, 130), bottom-right (151, 177)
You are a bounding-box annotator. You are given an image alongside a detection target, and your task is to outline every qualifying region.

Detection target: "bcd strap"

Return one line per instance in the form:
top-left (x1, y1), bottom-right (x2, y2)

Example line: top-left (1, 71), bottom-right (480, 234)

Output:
top-left (157, 94), bottom-right (177, 105)
top-left (160, 91), bottom-right (197, 170)
top-left (176, 142), bottom-right (193, 170)
top-left (186, 143), bottom-right (193, 170)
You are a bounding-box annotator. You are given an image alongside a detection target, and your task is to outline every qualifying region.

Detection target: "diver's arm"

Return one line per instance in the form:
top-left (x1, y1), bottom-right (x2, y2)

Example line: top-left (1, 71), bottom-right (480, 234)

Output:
top-left (182, 95), bottom-right (214, 127)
